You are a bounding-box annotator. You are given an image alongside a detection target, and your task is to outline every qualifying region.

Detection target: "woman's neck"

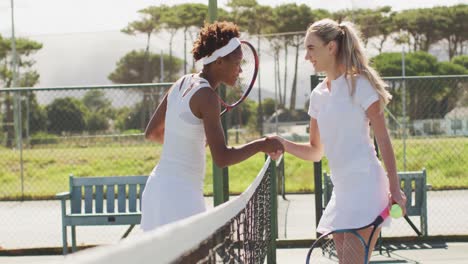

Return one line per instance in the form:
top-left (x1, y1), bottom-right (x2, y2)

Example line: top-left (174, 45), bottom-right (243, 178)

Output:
top-left (199, 68), bottom-right (220, 90)
top-left (326, 64), bottom-right (345, 81)
top-left (324, 64), bottom-right (345, 90)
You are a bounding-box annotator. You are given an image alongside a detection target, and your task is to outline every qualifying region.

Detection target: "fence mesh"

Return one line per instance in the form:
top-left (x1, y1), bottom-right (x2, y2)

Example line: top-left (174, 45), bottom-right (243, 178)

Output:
top-left (0, 75), bottom-right (467, 250)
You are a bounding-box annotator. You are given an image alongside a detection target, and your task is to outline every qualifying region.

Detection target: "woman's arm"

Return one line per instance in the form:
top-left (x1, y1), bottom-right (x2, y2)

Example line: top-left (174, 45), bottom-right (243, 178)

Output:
top-left (367, 101), bottom-right (407, 214)
top-left (192, 88), bottom-right (284, 168)
top-left (272, 118), bottom-right (323, 162)
top-left (144, 88), bottom-right (171, 144)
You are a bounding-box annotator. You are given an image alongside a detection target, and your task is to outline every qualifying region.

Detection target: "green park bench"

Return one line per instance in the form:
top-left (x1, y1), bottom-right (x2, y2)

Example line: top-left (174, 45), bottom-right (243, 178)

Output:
top-left (56, 175), bottom-right (148, 254)
top-left (322, 169), bottom-right (429, 237)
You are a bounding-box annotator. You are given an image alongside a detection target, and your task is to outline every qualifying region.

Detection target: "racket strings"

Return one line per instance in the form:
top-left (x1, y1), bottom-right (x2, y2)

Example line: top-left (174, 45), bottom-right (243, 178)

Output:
top-left (308, 232), bottom-right (372, 263)
top-left (221, 41), bottom-right (258, 112)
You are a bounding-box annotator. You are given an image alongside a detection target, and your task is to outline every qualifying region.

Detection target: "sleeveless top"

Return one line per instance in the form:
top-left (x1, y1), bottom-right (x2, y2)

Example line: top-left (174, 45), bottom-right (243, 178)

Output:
top-left (140, 74), bottom-right (212, 231)
top-left (158, 74), bottom-right (211, 186)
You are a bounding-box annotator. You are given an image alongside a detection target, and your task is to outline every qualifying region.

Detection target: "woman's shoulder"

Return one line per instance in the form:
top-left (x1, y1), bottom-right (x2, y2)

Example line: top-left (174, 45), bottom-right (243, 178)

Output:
top-left (311, 80), bottom-right (328, 96)
top-left (354, 74), bottom-right (373, 88)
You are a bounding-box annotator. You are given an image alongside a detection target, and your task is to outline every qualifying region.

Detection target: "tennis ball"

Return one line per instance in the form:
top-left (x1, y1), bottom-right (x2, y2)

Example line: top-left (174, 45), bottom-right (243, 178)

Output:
top-left (390, 204), bottom-right (403, 218)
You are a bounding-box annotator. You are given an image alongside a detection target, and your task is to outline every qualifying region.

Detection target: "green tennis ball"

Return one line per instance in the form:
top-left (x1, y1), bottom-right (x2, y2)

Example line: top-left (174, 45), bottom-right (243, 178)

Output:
top-left (390, 204), bottom-right (403, 218)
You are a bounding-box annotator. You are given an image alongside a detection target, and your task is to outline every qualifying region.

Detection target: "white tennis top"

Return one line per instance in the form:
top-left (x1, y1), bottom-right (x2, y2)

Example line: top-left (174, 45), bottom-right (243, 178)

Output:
top-left (140, 74), bottom-right (211, 232)
top-left (309, 74), bottom-right (390, 233)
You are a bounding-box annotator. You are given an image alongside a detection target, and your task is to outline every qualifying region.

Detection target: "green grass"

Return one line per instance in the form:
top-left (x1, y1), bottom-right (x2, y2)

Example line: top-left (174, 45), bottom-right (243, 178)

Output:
top-left (0, 137), bottom-right (466, 200)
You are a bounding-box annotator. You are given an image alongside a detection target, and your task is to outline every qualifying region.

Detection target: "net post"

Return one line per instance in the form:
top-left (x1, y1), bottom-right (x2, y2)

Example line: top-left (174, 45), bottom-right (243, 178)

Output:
top-left (209, 0), bottom-right (230, 206)
top-left (311, 74), bottom-right (323, 239)
top-left (267, 155), bottom-right (277, 263)
top-left (208, 0), bottom-right (217, 22)
top-left (313, 161), bottom-right (322, 238)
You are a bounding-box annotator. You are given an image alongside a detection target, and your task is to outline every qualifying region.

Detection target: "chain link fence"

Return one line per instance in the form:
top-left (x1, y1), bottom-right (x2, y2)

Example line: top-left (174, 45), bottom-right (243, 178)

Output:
top-left (0, 84), bottom-right (171, 249)
top-left (0, 75), bottom-right (467, 250)
top-left (383, 75), bottom-right (468, 237)
top-left (1, 84), bottom-right (172, 200)
top-left (313, 75), bottom-right (468, 238)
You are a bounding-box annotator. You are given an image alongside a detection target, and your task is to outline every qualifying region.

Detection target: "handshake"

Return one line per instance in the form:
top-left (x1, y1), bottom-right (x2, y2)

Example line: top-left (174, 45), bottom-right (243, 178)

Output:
top-left (261, 135), bottom-right (285, 161)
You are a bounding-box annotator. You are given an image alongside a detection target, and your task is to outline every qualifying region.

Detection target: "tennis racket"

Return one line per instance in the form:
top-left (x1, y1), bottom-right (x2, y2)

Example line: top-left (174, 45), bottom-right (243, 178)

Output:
top-left (219, 40), bottom-right (259, 116)
top-left (306, 207), bottom-right (390, 264)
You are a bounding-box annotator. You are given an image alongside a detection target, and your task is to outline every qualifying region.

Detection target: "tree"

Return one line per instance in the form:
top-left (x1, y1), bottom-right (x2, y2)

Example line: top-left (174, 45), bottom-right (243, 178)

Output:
top-left (451, 55), bottom-right (468, 70)
top-left (13, 91), bottom-right (46, 141)
top-left (353, 7), bottom-right (396, 52)
top-left (262, 98), bottom-right (276, 117)
top-left (46, 97), bottom-right (87, 134)
top-left (115, 102), bottom-right (148, 131)
top-left (372, 51), bottom-right (468, 120)
top-left (82, 90), bottom-right (112, 133)
top-left (161, 5), bottom-right (183, 82)
top-left (108, 50), bottom-right (182, 130)
top-left (437, 5), bottom-right (468, 59)
top-left (227, 0), bottom-right (275, 134)
top-left (372, 52), bottom-right (439, 76)
top-left (82, 90), bottom-right (111, 113)
top-left (122, 22), bottom-right (153, 83)
top-left (274, 3), bottom-right (314, 110)
top-left (109, 50), bottom-right (182, 84)
top-left (394, 8), bottom-right (445, 52)
top-left (0, 35), bottom-right (42, 147)
top-left (173, 4), bottom-right (208, 74)
top-left (87, 112), bottom-right (109, 133)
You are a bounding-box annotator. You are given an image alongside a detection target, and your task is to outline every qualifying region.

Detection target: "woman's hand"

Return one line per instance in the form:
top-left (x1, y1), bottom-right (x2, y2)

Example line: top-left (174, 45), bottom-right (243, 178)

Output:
top-left (265, 136), bottom-right (285, 160)
top-left (389, 189), bottom-right (407, 216)
top-left (261, 137), bottom-right (284, 159)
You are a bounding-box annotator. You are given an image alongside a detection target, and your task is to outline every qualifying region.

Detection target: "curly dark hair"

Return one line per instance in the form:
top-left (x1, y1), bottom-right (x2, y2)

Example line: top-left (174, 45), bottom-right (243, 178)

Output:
top-left (192, 21), bottom-right (240, 61)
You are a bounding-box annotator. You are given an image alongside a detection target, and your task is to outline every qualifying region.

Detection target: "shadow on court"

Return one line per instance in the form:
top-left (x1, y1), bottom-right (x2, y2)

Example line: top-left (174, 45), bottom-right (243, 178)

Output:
top-left (373, 241), bottom-right (449, 263)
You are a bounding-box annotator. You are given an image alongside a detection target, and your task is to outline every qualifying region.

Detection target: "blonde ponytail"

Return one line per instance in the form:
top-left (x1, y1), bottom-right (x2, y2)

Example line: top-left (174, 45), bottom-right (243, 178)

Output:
top-left (308, 19), bottom-right (392, 111)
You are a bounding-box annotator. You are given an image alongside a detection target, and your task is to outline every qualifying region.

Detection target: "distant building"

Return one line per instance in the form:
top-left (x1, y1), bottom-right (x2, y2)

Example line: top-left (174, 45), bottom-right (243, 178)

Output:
top-left (411, 107), bottom-right (468, 136)
top-left (444, 106), bottom-right (468, 136)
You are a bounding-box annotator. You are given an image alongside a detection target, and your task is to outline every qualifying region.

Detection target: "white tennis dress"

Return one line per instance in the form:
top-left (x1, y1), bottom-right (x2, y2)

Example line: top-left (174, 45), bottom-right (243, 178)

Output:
top-left (140, 74), bottom-right (211, 232)
top-left (309, 74), bottom-right (391, 233)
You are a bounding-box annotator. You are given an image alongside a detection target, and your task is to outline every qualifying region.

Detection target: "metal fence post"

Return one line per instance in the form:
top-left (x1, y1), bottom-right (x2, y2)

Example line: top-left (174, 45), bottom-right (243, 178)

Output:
top-left (268, 156), bottom-right (277, 264)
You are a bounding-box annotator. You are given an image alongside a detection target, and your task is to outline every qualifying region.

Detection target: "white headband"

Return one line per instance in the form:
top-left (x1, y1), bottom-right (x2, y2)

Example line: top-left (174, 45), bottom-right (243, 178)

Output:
top-left (202, 37), bottom-right (241, 65)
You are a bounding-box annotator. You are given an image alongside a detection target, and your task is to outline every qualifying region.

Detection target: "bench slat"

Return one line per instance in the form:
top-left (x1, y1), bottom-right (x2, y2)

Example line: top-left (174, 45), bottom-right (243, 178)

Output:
top-left (118, 185), bottom-right (126, 213)
top-left (71, 186), bottom-right (82, 214)
top-left (95, 186), bottom-right (103, 213)
top-left (72, 176), bottom-right (148, 186)
top-left (139, 183), bottom-right (145, 211)
top-left (59, 175), bottom-right (149, 255)
top-left (67, 214), bottom-right (141, 226)
top-left (84, 186), bottom-right (93, 214)
top-left (128, 184), bottom-right (137, 212)
top-left (106, 185), bottom-right (115, 213)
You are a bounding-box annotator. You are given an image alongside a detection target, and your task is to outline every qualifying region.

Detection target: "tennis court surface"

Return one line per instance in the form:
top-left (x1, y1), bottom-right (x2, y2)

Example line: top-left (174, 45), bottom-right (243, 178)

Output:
top-left (1, 158), bottom-right (467, 263)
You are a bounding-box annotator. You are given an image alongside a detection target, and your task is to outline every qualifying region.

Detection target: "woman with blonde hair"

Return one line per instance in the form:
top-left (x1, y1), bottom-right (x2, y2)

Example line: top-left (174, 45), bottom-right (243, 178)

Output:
top-left (271, 18), bottom-right (407, 262)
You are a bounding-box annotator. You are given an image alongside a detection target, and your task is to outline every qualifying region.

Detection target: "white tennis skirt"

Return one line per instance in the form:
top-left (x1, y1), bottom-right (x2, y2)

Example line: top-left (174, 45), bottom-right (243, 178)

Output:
top-left (140, 165), bottom-right (206, 232)
top-left (317, 163), bottom-right (391, 234)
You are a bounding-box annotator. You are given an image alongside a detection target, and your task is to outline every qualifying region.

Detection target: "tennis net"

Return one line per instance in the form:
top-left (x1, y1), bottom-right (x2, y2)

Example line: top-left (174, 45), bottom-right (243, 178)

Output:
top-left (66, 157), bottom-right (276, 264)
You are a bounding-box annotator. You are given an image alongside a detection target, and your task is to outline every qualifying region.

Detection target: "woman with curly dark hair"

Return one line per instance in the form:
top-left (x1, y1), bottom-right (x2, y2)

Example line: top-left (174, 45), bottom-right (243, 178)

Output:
top-left (140, 21), bottom-right (284, 232)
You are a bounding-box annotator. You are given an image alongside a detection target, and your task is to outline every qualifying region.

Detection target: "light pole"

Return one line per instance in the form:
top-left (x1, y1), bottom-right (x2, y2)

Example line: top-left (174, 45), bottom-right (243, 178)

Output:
top-left (10, 0), bottom-right (25, 199)
top-left (402, 44), bottom-right (407, 171)
top-left (208, 0), bottom-right (229, 206)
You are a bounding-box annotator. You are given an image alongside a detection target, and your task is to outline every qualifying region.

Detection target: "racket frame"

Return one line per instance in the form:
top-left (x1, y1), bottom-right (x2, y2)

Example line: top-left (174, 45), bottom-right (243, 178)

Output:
top-left (219, 40), bottom-right (259, 116)
top-left (306, 207), bottom-right (390, 264)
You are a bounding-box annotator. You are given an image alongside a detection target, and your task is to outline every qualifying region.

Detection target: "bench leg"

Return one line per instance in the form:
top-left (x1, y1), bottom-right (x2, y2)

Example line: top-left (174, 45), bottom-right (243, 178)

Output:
top-left (422, 212), bottom-right (428, 236)
top-left (71, 225), bottom-right (77, 252)
top-left (121, 225), bottom-right (135, 239)
top-left (62, 225), bottom-right (68, 255)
